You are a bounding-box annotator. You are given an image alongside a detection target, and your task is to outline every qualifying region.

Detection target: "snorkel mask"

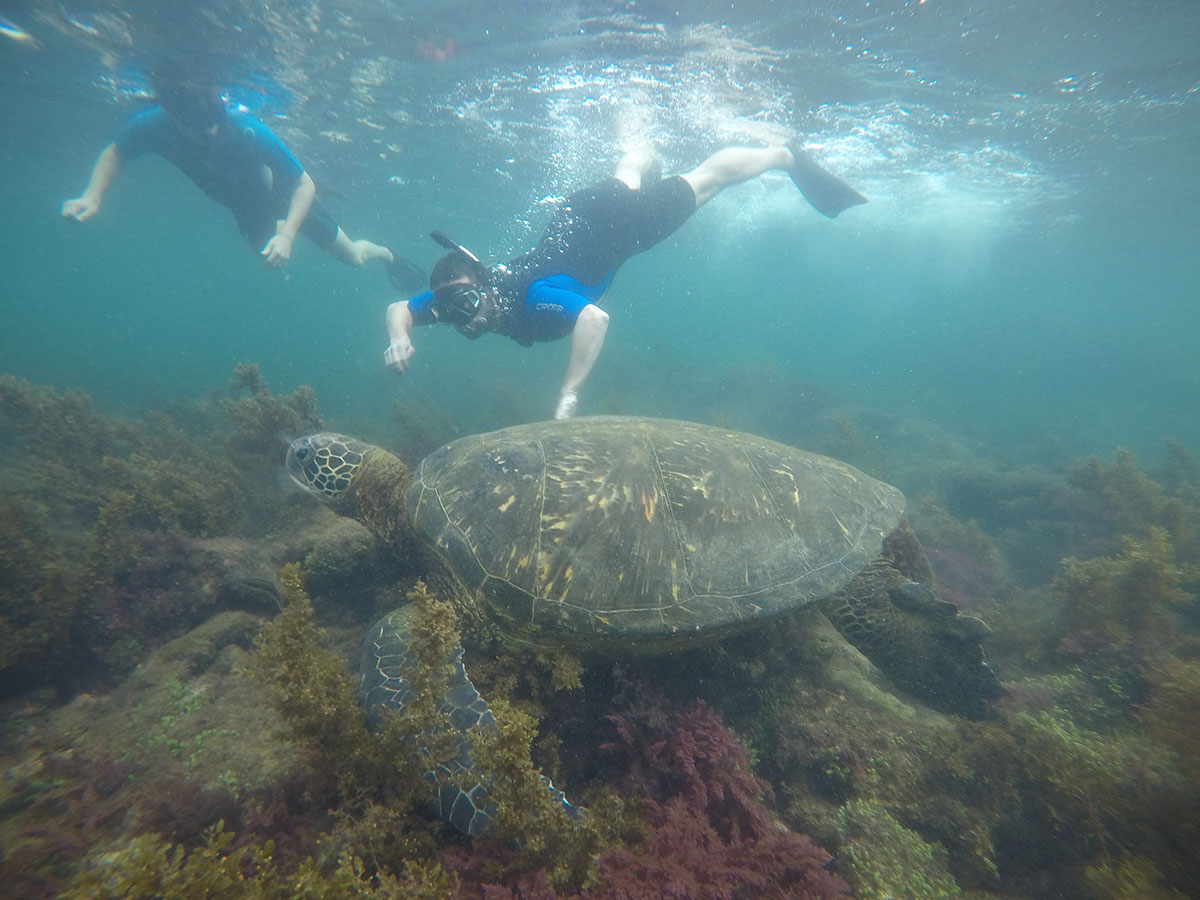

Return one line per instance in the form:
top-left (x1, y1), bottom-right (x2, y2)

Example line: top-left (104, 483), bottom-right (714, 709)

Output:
top-left (429, 230), bottom-right (492, 335)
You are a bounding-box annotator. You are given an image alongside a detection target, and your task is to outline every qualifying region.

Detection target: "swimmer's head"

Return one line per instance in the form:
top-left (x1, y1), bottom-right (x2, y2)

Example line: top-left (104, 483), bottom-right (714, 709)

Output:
top-left (150, 65), bottom-right (226, 134)
top-left (429, 249), bottom-right (483, 295)
top-left (428, 232), bottom-right (494, 336)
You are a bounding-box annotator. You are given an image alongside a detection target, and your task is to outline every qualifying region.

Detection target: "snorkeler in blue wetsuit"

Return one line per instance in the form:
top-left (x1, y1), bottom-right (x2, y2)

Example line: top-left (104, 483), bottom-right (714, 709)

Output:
top-left (384, 143), bottom-right (866, 419)
top-left (62, 70), bottom-right (422, 288)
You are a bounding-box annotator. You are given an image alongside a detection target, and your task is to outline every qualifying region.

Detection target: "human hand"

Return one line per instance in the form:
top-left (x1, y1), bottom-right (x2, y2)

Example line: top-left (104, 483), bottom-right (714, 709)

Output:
top-left (261, 232), bottom-right (294, 267)
top-left (61, 195), bottom-right (100, 222)
top-left (384, 335), bottom-right (415, 374)
top-left (554, 390), bottom-right (578, 420)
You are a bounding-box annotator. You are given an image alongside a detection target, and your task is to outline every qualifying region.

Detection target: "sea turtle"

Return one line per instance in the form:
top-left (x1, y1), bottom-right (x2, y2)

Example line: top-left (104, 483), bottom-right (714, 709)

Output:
top-left (285, 416), bottom-right (1001, 835)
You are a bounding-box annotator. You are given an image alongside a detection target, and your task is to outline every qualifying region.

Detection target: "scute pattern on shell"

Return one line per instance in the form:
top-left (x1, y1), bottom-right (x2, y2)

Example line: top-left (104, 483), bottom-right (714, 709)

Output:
top-left (406, 417), bottom-right (904, 646)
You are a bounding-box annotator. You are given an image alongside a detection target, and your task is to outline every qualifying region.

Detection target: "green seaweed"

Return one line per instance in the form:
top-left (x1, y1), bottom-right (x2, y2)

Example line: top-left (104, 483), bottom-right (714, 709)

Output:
top-left (543, 649), bottom-right (584, 692)
top-left (0, 375), bottom-right (245, 539)
top-left (1071, 449), bottom-right (1168, 541)
top-left (59, 820), bottom-right (454, 899)
top-left (244, 569), bottom-right (482, 879)
top-left (0, 493), bottom-right (76, 680)
top-left (1085, 855), bottom-right (1189, 900)
top-left (244, 569), bottom-right (618, 890)
top-left (0, 369), bottom-right (331, 694)
top-left (467, 693), bottom-right (618, 891)
top-left (401, 580), bottom-right (616, 891)
top-left (1009, 706), bottom-right (1185, 869)
top-left (398, 580), bottom-right (461, 738)
top-left (1056, 527), bottom-right (1198, 669)
top-left (834, 798), bottom-right (962, 900)
top-left (1142, 658), bottom-right (1200, 789)
top-left (1071, 447), bottom-right (1200, 566)
top-left (0, 374), bottom-right (132, 509)
top-left (245, 563), bottom-right (417, 803)
top-left (222, 362), bottom-right (323, 459)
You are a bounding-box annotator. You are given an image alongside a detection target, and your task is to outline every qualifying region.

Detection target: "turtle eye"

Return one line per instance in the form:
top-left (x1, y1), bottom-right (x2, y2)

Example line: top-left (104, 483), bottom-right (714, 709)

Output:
top-left (294, 445), bottom-right (311, 463)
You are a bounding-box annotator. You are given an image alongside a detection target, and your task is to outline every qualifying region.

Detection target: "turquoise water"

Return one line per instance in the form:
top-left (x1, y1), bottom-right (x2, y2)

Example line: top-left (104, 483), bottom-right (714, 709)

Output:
top-left (2, 1), bottom-right (1198, 454)
top-left (5, 5), bottom-right (1200, 897)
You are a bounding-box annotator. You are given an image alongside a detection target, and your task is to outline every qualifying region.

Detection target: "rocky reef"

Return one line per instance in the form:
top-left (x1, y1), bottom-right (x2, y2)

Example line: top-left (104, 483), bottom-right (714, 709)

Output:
top-left (1, 371), bottom-right (1197, 899)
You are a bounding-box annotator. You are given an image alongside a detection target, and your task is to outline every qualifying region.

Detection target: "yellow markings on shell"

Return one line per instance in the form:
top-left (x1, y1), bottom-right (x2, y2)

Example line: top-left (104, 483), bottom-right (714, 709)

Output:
top-left (642, 491), bottom-right (657, 521)
top-left (586, 490), bottom-right (613, 510)
top-left (498, 494), bottom-right (516, 512)
top-left (689, 471), bottom-right (713, 499)
top-left (831, 510), bottom-right (851, 538)
top-left (543, 516), bottom-right (569, 532)
top-left (768, 467), bottom-right (801, 505)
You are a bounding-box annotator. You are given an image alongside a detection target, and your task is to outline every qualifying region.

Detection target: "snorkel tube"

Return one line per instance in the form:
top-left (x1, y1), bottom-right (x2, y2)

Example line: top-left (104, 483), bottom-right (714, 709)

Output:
top-left (430, 230), bottom-right (487, 275)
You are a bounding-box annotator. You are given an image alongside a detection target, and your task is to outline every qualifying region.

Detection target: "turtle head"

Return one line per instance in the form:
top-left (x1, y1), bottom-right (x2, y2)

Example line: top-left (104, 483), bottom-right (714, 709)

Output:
top-left (286, 433), bottom-right (372, 501)
top-left (286, 433), bottom-right (414, 551)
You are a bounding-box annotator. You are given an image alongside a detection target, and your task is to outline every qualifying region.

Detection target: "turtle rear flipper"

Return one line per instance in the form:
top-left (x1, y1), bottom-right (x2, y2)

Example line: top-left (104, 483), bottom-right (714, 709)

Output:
top-left (821, 567), bottom-right (1004, 719)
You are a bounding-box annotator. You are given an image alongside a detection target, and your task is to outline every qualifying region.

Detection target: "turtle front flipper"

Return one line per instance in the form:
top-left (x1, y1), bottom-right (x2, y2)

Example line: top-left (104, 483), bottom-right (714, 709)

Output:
top-left (820, 564), bottom-right (1004, 718)
top-left (360, 605), bottom-right (578, 837)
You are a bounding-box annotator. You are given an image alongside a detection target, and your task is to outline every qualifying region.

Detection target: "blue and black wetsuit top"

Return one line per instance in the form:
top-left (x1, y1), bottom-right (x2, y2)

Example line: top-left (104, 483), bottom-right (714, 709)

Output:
top-left (113, 104), bottom-right (338, 248)
top-left (409, 175), bottom-right (697, 344)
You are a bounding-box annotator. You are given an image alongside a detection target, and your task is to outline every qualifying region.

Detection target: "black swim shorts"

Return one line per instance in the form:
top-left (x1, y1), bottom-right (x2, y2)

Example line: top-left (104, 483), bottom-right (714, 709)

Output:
top-left (235, 195), bottom-right (339, 252)
top-left (528, 175), bottom-right (697, 286)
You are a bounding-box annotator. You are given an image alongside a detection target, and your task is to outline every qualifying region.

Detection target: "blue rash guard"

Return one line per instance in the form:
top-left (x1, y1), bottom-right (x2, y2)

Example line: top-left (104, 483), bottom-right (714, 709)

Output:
top-left (112, 104), bottom-right (339, 249)
top-left (407, 271), bottom-right (612, 345)
top-left (410, 175), bottom-right (696, 345)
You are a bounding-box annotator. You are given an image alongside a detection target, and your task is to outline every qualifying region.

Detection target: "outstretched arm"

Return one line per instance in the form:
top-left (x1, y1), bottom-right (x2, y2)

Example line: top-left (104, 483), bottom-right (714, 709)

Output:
top-left (384, 300), bottom-right (417, 373)
top-left (61, 144), bottom-right (123, 222)
top-left (555, 304), bottom-right (609, 419)
top-left (261, 171), bottom-right (317, 267)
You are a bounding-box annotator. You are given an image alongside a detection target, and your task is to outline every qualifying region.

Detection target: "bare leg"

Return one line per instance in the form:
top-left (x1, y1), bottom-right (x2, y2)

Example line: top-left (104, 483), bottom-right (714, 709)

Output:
top-left (613, 147), bottom-right (660, 190)
top-left (326, 227), bottom-right (394, 268)
top-left (680, 146), bottom-right (793, 208)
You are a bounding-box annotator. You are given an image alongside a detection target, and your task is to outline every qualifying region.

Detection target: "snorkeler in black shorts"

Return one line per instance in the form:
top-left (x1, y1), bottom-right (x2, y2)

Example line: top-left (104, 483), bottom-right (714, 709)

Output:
top-left (386, 142), bottom-right (866, 419)
top-left (63, 66), bottom-right (423, 289)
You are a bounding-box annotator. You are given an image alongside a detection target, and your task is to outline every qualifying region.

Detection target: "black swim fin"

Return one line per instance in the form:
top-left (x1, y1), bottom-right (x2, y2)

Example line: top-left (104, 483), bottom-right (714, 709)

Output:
top-left (388, 254), bottom-right (427, 293)
top-left (786, 141), bottom-right (867, 218)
